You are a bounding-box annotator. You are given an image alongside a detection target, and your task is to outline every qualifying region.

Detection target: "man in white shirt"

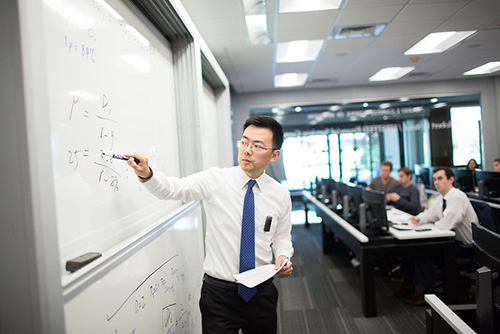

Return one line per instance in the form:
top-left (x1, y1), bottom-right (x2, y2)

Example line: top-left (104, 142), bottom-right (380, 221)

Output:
top-left (127, 116), bottom-right (293, 334)
top-left (394, 167), bottom-right (478, 305)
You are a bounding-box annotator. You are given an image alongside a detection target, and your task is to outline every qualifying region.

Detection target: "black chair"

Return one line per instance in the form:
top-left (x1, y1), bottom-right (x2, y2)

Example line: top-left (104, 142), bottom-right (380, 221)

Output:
top-left (469, 199), bottom-right (500, 234)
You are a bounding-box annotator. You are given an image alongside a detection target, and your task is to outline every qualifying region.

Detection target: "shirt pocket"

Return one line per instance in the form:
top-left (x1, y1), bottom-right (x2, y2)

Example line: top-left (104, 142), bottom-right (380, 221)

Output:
top-left (256, 213), bottom-right (279, 235)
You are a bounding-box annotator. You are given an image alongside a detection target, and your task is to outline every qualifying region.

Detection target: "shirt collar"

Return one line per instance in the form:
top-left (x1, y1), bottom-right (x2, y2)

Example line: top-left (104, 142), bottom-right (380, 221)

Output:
top-left (236, 166), bottom-right (268, 192)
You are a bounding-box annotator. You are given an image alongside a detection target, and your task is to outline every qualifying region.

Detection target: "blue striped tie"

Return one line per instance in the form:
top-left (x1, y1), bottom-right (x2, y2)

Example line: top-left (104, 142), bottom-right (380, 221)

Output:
top-left (238, 179), bottom-right (257, 302)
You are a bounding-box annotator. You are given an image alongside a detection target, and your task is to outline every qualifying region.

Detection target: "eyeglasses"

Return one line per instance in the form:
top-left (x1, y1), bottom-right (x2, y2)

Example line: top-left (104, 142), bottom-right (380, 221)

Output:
top-left (237, 139), bottom-right (278, 153)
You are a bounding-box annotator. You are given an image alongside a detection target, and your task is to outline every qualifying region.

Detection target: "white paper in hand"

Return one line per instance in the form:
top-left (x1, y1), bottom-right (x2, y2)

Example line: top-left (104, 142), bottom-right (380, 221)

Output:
top-left (234, 259), bottom-right (288, 288)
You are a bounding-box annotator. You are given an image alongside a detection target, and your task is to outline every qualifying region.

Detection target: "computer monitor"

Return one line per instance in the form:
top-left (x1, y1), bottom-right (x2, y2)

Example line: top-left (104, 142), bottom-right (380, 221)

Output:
top-left (452, 168), bottom-right (475, 193)
top-left (414, 164), bottom-right (430, 188)
top-left (346, 184), bottom-right (363, 225)
top-left (319, 178), bottom-right (337, 204)
top-left (361, 188), bottom-right (389, 236)
top-left (335, 181), bottom-right (350, 214)
top-left (476, 171), bottom-right (500, 198)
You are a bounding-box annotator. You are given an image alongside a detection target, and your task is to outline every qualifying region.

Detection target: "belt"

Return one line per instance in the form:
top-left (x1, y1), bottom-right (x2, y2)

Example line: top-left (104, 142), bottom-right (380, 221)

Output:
top-left (203, 274), bottom-right (273, 291)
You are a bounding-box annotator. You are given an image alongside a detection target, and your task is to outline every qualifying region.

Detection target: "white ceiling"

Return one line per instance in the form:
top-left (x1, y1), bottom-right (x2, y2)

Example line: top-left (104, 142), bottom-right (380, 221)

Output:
top-left (179, 0), bottom-right (500, 94)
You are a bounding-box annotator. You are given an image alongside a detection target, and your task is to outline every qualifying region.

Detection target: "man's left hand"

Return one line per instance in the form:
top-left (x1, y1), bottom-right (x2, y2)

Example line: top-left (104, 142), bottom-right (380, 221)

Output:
top-left (275, 255), bottom-right (293, 278)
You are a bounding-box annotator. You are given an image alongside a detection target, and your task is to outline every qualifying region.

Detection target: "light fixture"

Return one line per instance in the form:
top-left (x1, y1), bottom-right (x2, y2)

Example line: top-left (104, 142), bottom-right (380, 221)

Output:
top-left (463, 61), bottom-right (500, 75)
top-left (241, 0), bottom-right (270, 45)
top-left (433, 103), bottom-right (448, 109)
top-left (332, 24), bottom-right (386, 39)
top-left (276, 40), bottom-right (324, 63)
top-left (279, 0), bottom-right (342, 13)
top-left (404, 31), bottom-right (476, 55)
top-left (369, 67), bottom-right (415, 81)
top-left (295, 106), bottom-right (302, 112)
top-left (274, 73), bottom-right (308, 87)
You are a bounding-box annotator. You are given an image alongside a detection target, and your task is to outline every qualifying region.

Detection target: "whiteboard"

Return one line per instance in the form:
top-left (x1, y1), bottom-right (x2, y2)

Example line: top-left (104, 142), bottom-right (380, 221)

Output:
top-left (64, 203), bottom-right (204, 334)
top-left (36, 0), bottom-right (181, 268)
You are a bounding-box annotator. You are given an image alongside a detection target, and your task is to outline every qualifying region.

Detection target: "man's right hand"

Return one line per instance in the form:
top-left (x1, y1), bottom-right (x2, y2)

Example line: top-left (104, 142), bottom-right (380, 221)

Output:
top-left (125, 153), bottom-right (151, 182)
top-left (409, 216), bottom-right (420, 225)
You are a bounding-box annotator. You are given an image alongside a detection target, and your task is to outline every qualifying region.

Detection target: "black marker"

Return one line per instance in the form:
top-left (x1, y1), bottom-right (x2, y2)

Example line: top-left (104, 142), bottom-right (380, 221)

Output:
top-left (103, 152), bottom-right (140, 164)
top-left (264, 216), bottom-right (272, 232)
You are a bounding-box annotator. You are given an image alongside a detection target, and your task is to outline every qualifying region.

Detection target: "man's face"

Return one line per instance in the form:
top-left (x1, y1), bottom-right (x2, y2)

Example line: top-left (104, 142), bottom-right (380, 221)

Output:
top-left (398, 171), bottom-right (411, 186)
top-left (433, 170), bottom-right (454, 195)
top-left (238, 125), bottom-right (280, 179)
top-left (494, 161), bottom-right (500, 172)
top-left (380, 165), bottom-right (391, 180)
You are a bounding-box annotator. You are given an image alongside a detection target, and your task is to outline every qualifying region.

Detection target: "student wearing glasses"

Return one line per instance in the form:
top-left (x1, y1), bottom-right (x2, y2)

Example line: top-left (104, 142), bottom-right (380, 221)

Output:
top-left (126, 115), bottom-right (293, 334)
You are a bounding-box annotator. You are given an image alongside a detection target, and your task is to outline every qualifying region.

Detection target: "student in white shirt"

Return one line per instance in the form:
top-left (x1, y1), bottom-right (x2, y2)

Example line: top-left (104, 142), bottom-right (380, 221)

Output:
top-left (126, 116), bottom-right (293, 334)
top-left (393, 167), bottom-right (478, 306)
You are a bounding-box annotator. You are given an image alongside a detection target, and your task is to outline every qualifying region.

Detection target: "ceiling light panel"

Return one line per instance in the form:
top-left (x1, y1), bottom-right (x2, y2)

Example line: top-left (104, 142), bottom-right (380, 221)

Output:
top-left (404, 30), bottom-right (476, 55)
top-left (369, 66), bottom-right (415, 81)
top-left (463, 61), bottom-right (500, 76)
top-left (276, 40), bottom-right (324, 63)
top-left (274, 73), bottom-right (308, 87)
top-left (279, 0), bottom-right (342, 13)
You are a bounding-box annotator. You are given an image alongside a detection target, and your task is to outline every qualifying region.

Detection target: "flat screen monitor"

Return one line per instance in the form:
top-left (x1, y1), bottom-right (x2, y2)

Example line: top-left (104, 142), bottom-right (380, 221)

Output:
top-left (452, 168), bottom-right (476, 193)
top-left (334, 181), bottom-right (349, 213)
top-left (476, 171), bottom-right (500, 198)
top-left (319, 178), bottom-right (337, 204)
top-left (362, 188), bottom-right (389, 235)
top-left (346, 184), bottom-right (363, 225)
top-left (414, 164), bottom-right (430, 188)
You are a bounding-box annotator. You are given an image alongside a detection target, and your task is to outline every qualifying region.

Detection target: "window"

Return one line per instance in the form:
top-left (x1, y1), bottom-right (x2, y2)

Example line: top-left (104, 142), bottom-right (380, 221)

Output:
top-left (450, 106), bottom-right (482, 166)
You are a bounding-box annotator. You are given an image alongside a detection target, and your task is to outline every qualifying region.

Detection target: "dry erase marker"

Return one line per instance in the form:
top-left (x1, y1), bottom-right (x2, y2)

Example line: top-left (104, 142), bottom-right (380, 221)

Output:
top-left (102, 152), bottom-right (140, 164)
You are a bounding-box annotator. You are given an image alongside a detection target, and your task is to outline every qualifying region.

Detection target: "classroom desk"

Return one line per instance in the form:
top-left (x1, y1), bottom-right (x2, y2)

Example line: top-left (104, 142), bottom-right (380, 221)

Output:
top-left (302, 191), bottom-right (458, 317)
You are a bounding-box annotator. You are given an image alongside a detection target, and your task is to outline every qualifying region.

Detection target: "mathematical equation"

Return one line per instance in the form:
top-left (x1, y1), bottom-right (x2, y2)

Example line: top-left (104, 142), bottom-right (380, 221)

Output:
top-left (67, 94), bottom-right (124, 191)
top-left (64, 28), bottom-right (96, 64)
top-left (107, 255), bottom-right (199, 333)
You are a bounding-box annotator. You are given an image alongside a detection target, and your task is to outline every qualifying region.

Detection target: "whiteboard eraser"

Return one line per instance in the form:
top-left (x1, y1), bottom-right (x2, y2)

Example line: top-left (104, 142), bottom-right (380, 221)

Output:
top-left (66, 252), bottom-right (102, 272)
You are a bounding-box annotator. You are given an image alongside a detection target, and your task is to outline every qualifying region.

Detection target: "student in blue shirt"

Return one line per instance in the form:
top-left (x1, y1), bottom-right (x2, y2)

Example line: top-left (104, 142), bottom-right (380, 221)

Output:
top-left (386, 167), bottom-right (421, 215)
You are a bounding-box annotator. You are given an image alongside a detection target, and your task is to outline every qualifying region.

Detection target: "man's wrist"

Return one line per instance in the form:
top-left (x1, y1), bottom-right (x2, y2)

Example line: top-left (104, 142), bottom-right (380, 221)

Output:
top-left (138, 167), bottom-right (153, 181)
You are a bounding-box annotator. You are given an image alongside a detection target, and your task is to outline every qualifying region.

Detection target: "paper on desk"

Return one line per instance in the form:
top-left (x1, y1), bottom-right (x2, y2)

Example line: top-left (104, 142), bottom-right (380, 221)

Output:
top-left (234, 259), bottom-right (288, 288)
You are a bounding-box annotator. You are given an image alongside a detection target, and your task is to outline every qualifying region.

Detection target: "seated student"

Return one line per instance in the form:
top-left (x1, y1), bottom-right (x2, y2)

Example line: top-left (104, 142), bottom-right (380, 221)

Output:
top-left (494, 158), bottom-right (500, 172)
top-left (367, 160), bottom-right (399, 193)
top-left (393, 167), bottom-right (479, 305)
top-left (466, 158), bottom-right (479, 190)
top-left (386, 167), bottom-right (420, 215)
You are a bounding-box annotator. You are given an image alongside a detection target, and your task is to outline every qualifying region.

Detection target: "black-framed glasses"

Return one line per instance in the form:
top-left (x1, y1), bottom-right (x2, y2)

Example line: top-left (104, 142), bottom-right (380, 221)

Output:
top-left (237, 139), bottom-right (278, 153)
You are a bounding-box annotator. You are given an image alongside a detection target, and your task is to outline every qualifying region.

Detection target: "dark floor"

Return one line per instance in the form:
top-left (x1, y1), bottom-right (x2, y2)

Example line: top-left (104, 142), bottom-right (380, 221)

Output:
top-left (274, 222), bottom-right (429, 334)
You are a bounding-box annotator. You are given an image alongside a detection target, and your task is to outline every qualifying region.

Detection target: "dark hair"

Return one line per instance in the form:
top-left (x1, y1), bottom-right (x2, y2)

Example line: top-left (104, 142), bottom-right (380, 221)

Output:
top-left (381, 160), bottom-right (393, 171)
top-left (433, 167), bottom-right (455, 180)
top-left (243, 115), bottom-right (284, 149)
top-left (494, 158), bottom-right (500, 164)
top-left (398, 167), bottom-right (413, 176)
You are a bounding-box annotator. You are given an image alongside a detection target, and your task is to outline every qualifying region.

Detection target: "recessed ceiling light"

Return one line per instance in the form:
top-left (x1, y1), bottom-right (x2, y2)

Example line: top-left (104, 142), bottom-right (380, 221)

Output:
top-left (276, 40), bottom-right (324, 63)
top-left (404, 31), bottom-right (476, 55)
top-left (463, 61), bottom-right (500, 75)
top-left (279, 0), bottom-right (341, 13)
top-left (274, 73), bottom-right (308, 87)
top-left (244, 14), bottom-right (270, 45)
top-left (369, 67), bottom-right (415, 81)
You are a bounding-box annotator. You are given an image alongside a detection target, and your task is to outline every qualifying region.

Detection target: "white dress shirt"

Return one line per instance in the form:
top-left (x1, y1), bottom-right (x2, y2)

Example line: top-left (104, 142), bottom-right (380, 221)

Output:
top-left (416, 187), bottom-right (478, 244)
top-left (143, 166), bottom-right (294, 282)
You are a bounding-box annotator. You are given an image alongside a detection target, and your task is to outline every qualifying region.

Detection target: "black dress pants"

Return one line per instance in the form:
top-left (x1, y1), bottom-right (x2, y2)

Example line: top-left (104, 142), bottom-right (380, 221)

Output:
top-left (199, 274), bottom-right (278, 334)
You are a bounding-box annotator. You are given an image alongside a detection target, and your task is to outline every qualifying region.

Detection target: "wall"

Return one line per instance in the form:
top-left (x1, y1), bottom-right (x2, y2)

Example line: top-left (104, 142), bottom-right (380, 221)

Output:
top-left (231, 77), bottom-right (500, 170)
